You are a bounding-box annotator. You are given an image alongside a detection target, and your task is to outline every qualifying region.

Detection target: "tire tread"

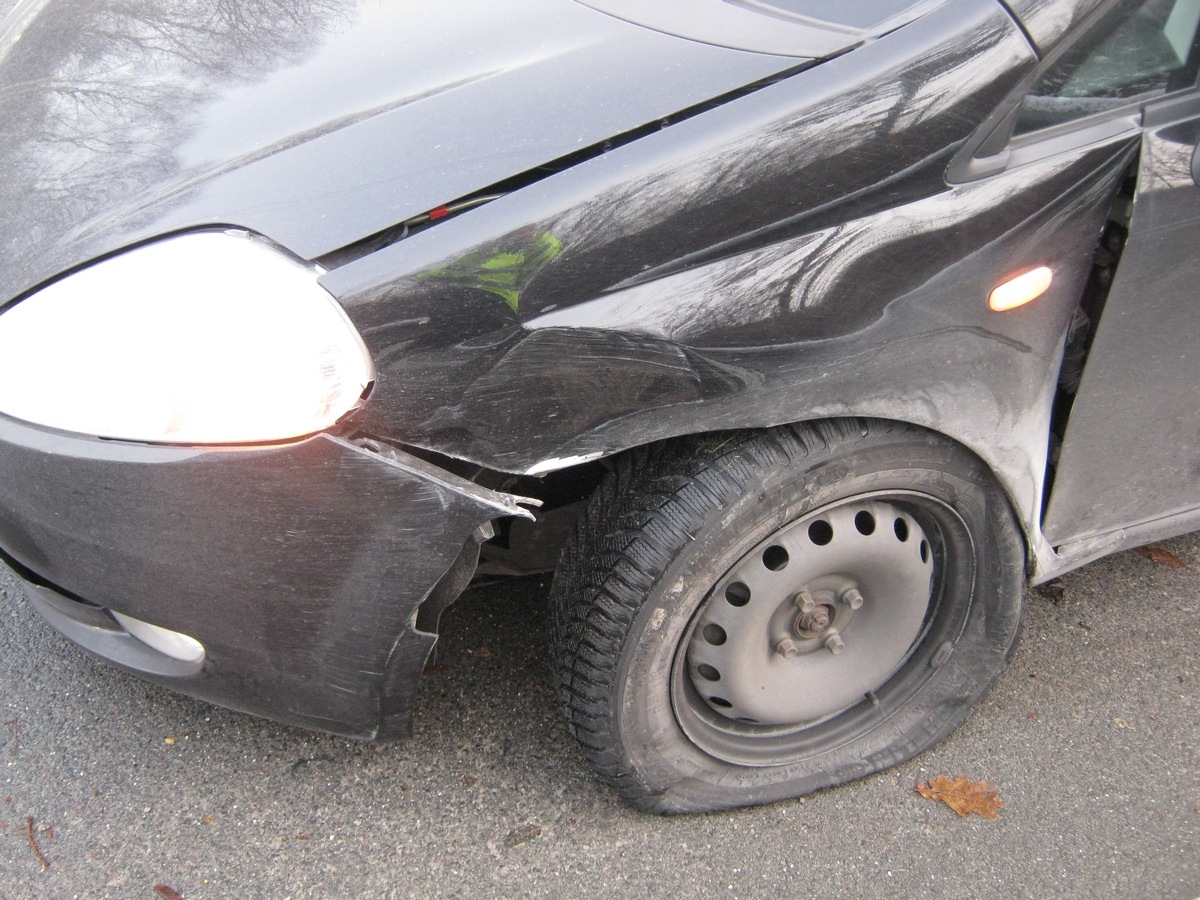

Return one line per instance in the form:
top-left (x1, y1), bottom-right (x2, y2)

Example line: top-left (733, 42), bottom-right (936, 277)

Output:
top-left (548, 418), bottom-right (1019, 812)
top-left (550, 422), bottom-right (876, 806)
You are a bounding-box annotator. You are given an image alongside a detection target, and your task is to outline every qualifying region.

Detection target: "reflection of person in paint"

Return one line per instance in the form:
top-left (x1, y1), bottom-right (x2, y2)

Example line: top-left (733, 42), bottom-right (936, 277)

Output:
top-left (420, 229), bottom-right (564, 313)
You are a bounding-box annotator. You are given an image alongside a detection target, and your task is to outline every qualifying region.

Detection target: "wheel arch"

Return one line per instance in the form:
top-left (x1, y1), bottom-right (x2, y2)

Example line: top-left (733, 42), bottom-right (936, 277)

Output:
top-left (491, 414), bottom-right (1037, 587)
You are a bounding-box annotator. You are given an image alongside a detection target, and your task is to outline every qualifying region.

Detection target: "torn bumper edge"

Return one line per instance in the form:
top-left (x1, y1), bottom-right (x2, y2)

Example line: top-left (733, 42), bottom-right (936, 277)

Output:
top-left (0, 415), bottom-right (537, 740)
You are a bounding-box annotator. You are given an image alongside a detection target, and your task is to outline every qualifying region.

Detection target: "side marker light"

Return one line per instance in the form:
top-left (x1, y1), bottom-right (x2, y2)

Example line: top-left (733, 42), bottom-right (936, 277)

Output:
top-left (989, 266), bottom-right (1052, 312)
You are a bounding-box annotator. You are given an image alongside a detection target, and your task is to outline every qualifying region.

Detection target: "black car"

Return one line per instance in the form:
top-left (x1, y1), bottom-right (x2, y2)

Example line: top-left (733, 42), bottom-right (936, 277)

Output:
top-left (0, 0), bottom-right (1197, 813)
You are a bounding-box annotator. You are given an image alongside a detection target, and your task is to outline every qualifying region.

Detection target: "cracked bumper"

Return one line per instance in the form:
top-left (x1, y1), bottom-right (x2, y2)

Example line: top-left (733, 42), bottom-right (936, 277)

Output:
top-left (0, 416), bottom-right (531, 739)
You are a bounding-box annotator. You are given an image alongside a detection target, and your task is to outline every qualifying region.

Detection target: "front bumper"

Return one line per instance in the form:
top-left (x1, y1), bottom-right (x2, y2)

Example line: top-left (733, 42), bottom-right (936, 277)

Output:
top-left (0, 415), bottom-right (533, 739)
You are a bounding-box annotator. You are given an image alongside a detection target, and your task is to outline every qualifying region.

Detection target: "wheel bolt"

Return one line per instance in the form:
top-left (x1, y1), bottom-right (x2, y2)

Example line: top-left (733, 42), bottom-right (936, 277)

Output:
top-left (792, 590), bottom-right (815, 614)
top-left (842, 588), bottom-right (864, 610)
top-left (824, 632), bottom-right (845, 655)
top-left (775, 637), bottom-right (800, 659)
top-left (796, 606), bottom-right (831, 634)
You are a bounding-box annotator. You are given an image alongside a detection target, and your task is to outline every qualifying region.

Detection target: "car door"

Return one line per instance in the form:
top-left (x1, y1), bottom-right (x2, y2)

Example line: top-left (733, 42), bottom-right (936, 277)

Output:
top-left (1037, 0), bottom-right (1200, 548)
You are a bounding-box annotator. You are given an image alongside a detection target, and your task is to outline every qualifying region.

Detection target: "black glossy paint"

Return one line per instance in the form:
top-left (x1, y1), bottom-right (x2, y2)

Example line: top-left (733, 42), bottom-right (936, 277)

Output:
top-left (572, 0), bottom-right (942, 57)
top-left (0, 0), bottom-right (798, 306)
top-left (0, 419), bottom-right (524, 738)
top-left (325, 0), bottom-right (1086, 528)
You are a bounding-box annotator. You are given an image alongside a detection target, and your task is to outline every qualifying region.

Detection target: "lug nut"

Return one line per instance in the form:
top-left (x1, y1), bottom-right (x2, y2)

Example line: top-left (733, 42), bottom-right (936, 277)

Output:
top-left (775, 637), bottom-right (800, 659)
top-left (792, 590), bottom-right (815, 614)
top-left (824, 632), bottom-right (845, 655)
top-left (842, 588), bottom-right (864, 610)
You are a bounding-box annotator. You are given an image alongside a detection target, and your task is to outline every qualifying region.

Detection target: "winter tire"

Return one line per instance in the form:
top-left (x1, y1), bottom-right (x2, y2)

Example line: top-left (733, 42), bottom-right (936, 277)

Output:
top-left (550, 419), bottom-right (1025, 813)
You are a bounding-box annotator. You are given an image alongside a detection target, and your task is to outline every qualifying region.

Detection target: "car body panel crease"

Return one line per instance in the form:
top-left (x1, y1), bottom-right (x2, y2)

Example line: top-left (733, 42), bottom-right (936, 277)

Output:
top-left (324, 0), bottom-right (1113, 541)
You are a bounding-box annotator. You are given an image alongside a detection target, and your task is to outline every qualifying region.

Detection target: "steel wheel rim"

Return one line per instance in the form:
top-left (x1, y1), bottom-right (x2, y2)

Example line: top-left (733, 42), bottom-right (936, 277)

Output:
top-left (671, 491), bottom-right (968, 767)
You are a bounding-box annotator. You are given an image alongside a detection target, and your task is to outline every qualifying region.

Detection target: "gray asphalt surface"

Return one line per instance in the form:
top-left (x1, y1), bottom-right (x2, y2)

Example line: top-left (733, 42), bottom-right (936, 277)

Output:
top-left (0, 534), bottom-right (1197, 899)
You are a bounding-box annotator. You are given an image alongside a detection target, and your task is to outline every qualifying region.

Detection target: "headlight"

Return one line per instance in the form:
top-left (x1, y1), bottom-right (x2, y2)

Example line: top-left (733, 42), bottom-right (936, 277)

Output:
top-left (0, 231), bottom-right (374, 444)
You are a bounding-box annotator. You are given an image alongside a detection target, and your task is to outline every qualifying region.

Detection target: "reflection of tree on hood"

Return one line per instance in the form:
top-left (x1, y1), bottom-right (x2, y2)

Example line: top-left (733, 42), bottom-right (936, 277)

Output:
top-left (0, 0), bottom-right (348, 284)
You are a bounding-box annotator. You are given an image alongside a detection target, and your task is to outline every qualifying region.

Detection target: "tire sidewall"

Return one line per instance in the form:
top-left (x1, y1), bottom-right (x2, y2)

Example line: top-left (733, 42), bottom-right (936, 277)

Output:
top-left (611, 429), bottom-right (1024, 811)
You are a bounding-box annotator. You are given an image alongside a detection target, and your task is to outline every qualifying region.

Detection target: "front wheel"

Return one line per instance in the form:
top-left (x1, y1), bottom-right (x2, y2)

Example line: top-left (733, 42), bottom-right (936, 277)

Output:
top-left (549, 420), bottom-right (1025, 813)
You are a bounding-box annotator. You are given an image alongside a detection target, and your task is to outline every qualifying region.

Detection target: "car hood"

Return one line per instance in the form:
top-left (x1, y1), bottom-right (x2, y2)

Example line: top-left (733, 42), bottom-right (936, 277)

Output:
top-left (0, 0), bottom-right (844, 306)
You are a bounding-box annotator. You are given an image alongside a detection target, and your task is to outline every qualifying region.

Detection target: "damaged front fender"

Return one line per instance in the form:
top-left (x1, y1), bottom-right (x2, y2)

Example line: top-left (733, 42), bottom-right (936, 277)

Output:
top-left (0, 421), bottom-right (536, 739)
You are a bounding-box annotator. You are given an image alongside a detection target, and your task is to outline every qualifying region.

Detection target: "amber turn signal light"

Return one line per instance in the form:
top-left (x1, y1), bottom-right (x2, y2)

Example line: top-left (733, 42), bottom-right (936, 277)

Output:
top-left (988, 266), bottom-right (1052, 311)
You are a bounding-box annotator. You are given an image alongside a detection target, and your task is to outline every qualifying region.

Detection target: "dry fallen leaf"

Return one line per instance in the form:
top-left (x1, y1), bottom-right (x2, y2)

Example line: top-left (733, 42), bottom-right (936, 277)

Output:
top-left (916, 775), bottom-right (1003, 820)
top-left (154, 885), bottom-right (184, 900)
top-left (1135, 545), bottom-right (1188, 569)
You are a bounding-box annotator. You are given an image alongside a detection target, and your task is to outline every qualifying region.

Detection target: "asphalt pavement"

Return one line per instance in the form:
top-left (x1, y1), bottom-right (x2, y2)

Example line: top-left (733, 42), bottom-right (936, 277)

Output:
top-left (0, 534), bottom-right (1197, 899)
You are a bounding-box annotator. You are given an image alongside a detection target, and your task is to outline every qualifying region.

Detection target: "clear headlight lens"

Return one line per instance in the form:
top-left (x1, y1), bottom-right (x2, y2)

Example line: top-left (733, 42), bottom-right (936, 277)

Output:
top-left (0, 231), bottom-right (374, 444)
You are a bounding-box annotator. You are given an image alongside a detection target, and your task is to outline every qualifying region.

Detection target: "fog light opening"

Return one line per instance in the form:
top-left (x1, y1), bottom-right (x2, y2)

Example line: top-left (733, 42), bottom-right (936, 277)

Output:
top-left (110, 611), bottom-right (206, 664)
